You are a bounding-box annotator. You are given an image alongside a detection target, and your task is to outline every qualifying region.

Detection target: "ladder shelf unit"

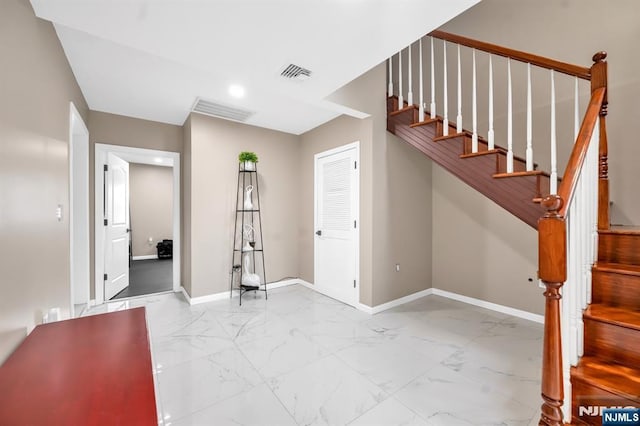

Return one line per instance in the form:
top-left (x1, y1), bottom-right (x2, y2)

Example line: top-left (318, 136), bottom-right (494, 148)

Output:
top-left (229, 164), bottom-right (267, 305)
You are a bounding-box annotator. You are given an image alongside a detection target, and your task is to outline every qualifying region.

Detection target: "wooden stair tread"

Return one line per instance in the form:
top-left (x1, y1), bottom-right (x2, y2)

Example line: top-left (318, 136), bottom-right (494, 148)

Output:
top-left (594, 262), bottom-right (640, 276)
top-left (493, 170), bottom-right (549, 179)
top-left (389, 105), bottom-right (417, 117)
top-left (572, 356), bottom-right (640, 402)
top-left (433, 132), bottom-right (467, 142)
top-left (460, 149), bottom-right (499, 159)
top-left (409, 117), bottom-right (440, 128)
top-left (584, 304), bottom-right (640, 331)
top-left (600, 227), bottom-right (640, 236)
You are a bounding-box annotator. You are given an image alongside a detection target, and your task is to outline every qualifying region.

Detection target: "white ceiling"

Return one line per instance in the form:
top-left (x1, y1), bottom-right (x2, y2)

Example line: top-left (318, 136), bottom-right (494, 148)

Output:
top-left (31, 0), bottom-right (478, 135)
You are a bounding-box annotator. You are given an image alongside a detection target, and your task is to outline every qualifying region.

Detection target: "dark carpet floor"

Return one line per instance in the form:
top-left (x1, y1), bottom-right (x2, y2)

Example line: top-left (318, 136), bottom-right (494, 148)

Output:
top-left (112, 259), bottom-right (172, 300)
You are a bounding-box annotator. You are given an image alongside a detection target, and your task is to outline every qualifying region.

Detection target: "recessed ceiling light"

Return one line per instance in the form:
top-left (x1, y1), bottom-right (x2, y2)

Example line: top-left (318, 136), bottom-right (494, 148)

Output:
top-left (228, 84), bottom-right (245, 98)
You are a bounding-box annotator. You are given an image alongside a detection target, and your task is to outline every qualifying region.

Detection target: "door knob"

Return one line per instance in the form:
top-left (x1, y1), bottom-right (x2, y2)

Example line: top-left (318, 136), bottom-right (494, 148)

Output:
top-left (315, 230), bottom-right (322, 236)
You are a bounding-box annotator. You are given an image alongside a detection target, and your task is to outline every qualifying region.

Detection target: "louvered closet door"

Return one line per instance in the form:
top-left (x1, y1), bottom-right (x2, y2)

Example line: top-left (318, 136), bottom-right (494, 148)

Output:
top-left (314, 144), bottom-right (358, 306)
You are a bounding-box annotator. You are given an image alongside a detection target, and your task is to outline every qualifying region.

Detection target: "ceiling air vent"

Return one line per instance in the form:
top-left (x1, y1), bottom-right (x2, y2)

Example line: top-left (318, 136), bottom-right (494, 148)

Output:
top-left (280, 64), bottom-right (312, 80)
top-left (192, 98), bottom-right (254, 122)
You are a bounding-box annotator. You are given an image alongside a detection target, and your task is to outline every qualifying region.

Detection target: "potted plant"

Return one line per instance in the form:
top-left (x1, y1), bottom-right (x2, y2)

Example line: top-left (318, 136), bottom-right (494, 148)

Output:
top-left (239, 151), bottom-right (258, 171)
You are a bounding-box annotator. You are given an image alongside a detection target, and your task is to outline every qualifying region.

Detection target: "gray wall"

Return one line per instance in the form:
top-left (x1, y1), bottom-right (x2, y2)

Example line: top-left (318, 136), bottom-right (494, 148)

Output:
top-left (129, 163), bottom-right (173, 257)
top-left (0, 0), bottom-right (89, 362)
top-left (186, 113), bottom-right (300, 298)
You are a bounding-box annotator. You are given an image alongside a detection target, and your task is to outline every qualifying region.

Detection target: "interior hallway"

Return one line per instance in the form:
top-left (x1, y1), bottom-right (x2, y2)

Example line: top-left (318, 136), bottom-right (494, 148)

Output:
top-left (85, 285), bottom-right (543, 425)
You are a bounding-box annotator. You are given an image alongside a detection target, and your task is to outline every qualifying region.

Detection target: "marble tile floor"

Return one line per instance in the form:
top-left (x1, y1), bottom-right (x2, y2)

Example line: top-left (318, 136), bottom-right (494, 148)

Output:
top-left (83, 285), bottom-right (544, 426)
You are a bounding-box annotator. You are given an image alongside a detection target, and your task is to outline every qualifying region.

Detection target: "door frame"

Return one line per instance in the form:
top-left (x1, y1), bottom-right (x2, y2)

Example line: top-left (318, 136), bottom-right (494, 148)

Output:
top-left (313, 141), bottom-right (360, 307)
top-left (95, 143), bottom-right (181, 304)
top-left (69, 102), bottom-right (90, 317)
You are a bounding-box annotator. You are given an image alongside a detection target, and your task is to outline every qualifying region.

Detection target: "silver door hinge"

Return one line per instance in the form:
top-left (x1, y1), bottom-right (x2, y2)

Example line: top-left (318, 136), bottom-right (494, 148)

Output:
top-left (354, 161), bottom-right (357, 169)
top-left (353, 279), bottom-right (356, 288)
top-left (103, 273), bottom-right (108, 281)
top-left (104, 218), bottom-right (108, 226)
top-left (354, 220), bottom-right (357, 228)
top-left (103, 164), bottom-right (108, 172)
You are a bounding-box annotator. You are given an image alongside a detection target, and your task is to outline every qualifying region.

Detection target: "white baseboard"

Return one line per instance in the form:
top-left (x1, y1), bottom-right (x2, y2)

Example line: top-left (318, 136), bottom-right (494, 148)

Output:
top-left (358, 288), bottom-right (435, 314)
top-left (266, 279), bottom-right (299, 290)
top-left (431, 288), bottom-right (544, 324)
top-left (180, 279), bottom-right (300, 306)
top-left (132, 255), bottom-right (158, 261)
top-left (179, 280), bottom-right (543, 324)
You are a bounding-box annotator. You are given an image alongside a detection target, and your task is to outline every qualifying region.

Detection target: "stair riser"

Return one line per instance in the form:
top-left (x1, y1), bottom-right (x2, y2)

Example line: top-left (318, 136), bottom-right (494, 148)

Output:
top-left (571, 379), bottom-right (640, 426)
top-left (599, 233), bottom-right (640, 265)
top-left (592, 269), bottom-right (640, 309)
top-left (584, 318), bottom-right (640, 367)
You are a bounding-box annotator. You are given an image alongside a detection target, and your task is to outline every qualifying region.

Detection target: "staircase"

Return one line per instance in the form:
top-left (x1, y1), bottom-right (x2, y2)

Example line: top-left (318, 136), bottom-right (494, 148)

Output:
top-left (386, 97), bottom-right (549, 229)
top-left (386, 31), bottom-right (639, 425)
top-left (570, 229), bottom-right (640, 425)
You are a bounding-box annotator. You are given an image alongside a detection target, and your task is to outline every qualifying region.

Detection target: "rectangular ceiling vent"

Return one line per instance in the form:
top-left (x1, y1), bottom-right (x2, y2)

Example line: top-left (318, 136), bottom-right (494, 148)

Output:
top-left (192, 98), bottom-right (254, 122)
top-left (280, 64), bottom-right (312, 80)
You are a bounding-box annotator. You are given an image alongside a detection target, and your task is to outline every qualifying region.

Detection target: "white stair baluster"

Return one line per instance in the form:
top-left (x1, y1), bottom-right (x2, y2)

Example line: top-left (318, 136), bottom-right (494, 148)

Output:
top-left (507, 58), bottom-right (514, 173)
top-left (388, 57), bottom-right (393, 97)
top-left (398, 49), bottom-right (404, 110)
top-left (407, 43), bottom-right (413, 106)
top-left (430, 37), bottom-right (436, 119)
top-left (526, 63), bottom-right (533, 171)
top-left (443, 40), bottom-right (449, 136)
top-left (472, 48), bottom-right (478, 152)
top-left (488, 55), bottom-right (495, 150)
top-left (419, 38), bottom-right (424, 122)
top-left (550, 70), bottom-right (558, 194)
top-left (456, 44), bottom-right (462, 133)
top-left (574, 77), bottom-right (580, 140)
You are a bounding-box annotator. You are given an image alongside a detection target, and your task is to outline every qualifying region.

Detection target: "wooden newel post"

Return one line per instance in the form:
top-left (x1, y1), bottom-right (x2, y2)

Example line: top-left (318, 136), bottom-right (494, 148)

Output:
top-left (538, 194), bottom-right (567, 426)
top-left (591, 51), bottom-right (609, 230)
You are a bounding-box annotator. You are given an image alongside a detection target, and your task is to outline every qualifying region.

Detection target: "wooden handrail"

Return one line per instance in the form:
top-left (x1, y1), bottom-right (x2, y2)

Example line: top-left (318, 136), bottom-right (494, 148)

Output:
top-left (556, 88), bottom-right (606, 217)
top-left (429, 30), bottom-right (592, 80)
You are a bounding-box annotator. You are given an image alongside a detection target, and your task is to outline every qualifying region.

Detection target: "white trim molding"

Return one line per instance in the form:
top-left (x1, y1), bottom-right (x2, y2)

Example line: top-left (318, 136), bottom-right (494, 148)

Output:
top-left (180, 279), bottom-right (301, 306)
top-left (431, 288), bottom-right (544, 324)
top-left (357, 288), bottom-right (435, 315)
top-left (132, 255), bottom-right (159, 261)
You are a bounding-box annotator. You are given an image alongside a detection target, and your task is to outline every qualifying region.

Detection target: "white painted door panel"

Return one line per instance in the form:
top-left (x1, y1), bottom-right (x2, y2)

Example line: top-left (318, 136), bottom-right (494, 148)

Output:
top-left (105, 153), bottom-right (130, 300)
top-left (315, 146), bottom-right (358, 306)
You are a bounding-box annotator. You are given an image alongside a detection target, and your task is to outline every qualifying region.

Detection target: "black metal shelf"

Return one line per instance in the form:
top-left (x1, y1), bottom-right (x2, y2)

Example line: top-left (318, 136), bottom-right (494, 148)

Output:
top-left (230, 162), bottom-right (267, 305)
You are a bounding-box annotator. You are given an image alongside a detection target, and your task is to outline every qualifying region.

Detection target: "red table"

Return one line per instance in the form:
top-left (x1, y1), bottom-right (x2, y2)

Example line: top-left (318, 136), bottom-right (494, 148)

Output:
top-left (0, 307), bottom-right (157, 425)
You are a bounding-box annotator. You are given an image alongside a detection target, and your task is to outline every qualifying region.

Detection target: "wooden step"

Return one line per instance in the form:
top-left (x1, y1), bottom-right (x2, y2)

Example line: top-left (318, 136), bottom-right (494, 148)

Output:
top-left (571, 356), bottom-right (640, 425)
top-left (598, 229), bottom-right (640, 266)
top-left (592, 263), bottom-right (640, 309)
top-left (584, 305), bottom-right (640, 368)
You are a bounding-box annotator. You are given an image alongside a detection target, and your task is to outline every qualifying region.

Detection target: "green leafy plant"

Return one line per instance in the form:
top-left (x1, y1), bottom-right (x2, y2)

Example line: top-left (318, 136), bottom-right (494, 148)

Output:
top-left (238, 151), bottom-right (258, 163)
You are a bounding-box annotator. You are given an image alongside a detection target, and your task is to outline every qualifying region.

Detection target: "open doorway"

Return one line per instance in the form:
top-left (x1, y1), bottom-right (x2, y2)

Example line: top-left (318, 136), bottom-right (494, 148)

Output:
top-left (113, 162), bottom-right (174, 299)
top-left (94, 144), bottom-right (180, 305)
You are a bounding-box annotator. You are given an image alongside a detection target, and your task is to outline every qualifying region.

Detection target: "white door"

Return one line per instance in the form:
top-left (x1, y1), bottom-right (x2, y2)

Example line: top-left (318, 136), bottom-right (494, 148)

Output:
top-left (104, 153), bottom-right (130, 300)
top-left (314, 143), bottom-right (359, 306)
